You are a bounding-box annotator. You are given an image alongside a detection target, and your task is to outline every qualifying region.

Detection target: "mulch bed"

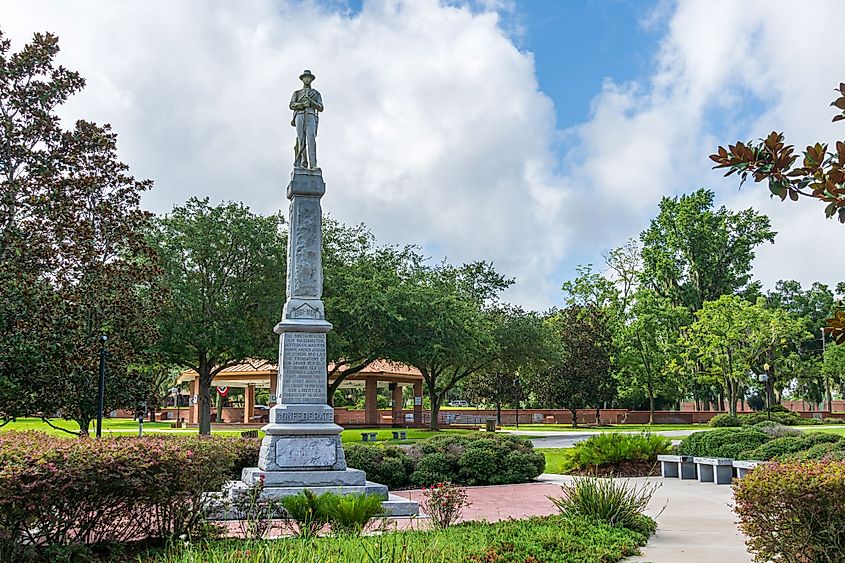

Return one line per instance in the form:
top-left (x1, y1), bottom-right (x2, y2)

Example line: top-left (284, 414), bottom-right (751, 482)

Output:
top-left (569, 461), bottom-right (660, 478)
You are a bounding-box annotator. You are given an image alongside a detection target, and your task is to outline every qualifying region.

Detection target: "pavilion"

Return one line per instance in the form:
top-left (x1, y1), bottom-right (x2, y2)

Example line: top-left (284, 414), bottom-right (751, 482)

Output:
top-left (169, 359), bottom-right (425, 427)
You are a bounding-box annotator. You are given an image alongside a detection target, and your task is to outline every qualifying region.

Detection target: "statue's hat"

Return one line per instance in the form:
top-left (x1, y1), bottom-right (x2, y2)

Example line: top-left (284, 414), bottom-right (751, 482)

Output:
top-left (300, 69), bottom-right (316, 80)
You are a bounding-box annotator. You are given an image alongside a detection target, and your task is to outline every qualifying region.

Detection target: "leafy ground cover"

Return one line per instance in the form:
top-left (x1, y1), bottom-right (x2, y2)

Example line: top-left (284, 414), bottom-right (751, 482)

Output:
top-left (538, 434), bottom-right (670, 477)
top-left (142, 514), bottom-right (653, 563)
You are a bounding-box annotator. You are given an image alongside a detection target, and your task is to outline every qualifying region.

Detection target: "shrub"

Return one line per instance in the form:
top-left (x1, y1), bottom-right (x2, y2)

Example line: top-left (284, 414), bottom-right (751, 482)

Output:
top-left (733, 461), bottom-right (845, 562)
top-left (781, 441), bottom-right (845, 462)
top-left (321, 493), bottom-right (385, 536)
top-left (410, 452), bottom-right (455, 486)
top-left (408, 433), bottom-right (544, 487)
top-left (752, 421), bottom-right (802, 438)
top-left (739, 410), bottom-right (802, 426)
top-left (708, 413), bottom-right (741, 427)
top-left (344, 444), bottom-right (413, 489)
top-left (230, 475), bottom-right (282, 540)
top-left (676, 428), bottom-right (770, 459)
top-left (824, 417), bottom-right (845, 425)
top-left (280, 490), bottom-right (333, 538)
top-left (419, 482), bottom-right (470, 529)
top-left (738, 436), bottom-right (813, 461)
top-left (562, 433), bottom-right (671, 472)
top-left (549, 476), bottom-right (659, 535)
top-left (0, 432), bottom-right (258, 560)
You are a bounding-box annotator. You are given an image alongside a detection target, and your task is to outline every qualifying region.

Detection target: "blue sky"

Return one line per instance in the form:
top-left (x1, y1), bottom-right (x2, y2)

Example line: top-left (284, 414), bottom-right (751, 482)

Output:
top-left (3, 0), bottom-right (843, 309)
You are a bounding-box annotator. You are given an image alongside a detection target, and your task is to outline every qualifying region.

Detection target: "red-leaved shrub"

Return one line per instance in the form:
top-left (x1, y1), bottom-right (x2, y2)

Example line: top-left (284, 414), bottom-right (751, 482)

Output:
top-left (733, 460), bottom-right (845, 562)
top-left (0, 431), bottom-right (258, 559)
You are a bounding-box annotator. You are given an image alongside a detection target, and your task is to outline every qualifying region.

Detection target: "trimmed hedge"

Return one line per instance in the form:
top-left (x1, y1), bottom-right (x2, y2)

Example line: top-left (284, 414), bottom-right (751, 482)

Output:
top-left (781, 441), bottom-right (845, 462)
top-left (675, 428), bottom-right (770, 459)
top-left (0, 431), bottom-right (259, 560)
top-left (559, 433), bottom-right (671, 473)
top-left (345, 433), bottom-right (545, 488)
top-left (734, 461), bottom-right (845, 562)
top-left (708, 413), bottom-right (741, 427)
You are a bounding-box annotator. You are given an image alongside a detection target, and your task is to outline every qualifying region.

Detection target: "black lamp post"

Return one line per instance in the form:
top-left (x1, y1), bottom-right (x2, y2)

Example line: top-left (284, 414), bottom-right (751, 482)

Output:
top-left (762, 362), bottom-right (771, 421)
top-left (96, 335), bottom-right (107, 438)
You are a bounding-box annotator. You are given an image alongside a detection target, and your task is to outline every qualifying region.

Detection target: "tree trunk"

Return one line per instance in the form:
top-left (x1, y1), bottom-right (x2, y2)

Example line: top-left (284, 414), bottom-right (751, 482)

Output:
top-left (648, 387), bottom-right (655, 425)
top-left (428, 394), bottom-right (441, 431)
top-left (198, 365), bottom-right (213, 436)
top-left (76, 416), bottom-right (92, 437)
top-left (570, 408), bottom-right (578, 428)
top-left (694, 393), bottom-right (700, 411)
top-left (496, 401), bottom-right (501, 425)
top-left (595, 406), bottom-right (600, 425)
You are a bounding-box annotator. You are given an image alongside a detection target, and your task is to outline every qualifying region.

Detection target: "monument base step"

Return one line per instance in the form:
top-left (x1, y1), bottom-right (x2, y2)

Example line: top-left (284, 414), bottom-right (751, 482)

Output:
top-left (241, 467), bottom-right (366, 487)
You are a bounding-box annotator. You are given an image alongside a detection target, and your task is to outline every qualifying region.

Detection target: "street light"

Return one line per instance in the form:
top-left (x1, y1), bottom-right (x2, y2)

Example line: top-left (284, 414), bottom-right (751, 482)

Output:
top-left (96, 335), bottom-right (108, 438)
top-left (761, 362), bottom-right (771, 421)
top-left (822, 327), bottom-right (831, 413)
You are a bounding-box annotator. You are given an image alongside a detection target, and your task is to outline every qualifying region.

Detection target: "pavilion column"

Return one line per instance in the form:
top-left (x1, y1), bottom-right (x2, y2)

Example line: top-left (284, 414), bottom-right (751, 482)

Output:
top-left (365, 376), bottom-right (379, 426)
top-left (269, 372), bottom-right (278, 405)
top-left (391, 384), bottom-right (403, 425)
top-left (189, 377), bottom-right (199, 425)
top-left (413, 380), bottom-right (423, 426)
top-left (244, 384), bottom-right (256, 423)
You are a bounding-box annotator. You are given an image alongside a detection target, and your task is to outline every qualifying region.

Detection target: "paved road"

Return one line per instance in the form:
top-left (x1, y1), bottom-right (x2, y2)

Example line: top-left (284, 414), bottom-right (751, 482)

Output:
top-left (505, 426), bottom-right (843, 449)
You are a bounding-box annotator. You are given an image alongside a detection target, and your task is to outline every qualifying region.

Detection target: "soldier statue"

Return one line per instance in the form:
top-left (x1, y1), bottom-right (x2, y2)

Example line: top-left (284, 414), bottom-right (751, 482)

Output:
top-left (289, 69), bottom-right (324, 169)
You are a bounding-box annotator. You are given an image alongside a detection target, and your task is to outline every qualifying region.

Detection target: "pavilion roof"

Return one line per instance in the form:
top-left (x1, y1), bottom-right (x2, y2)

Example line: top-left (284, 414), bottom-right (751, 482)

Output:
top-left (178, 358), bottom-right (421, 379)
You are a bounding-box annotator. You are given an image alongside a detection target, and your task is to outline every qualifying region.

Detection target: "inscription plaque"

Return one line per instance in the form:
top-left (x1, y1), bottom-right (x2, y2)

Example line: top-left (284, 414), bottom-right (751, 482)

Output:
top-left (274, 405), bottom-right (334, 423)
top-left (279, 332), bottom-right (327, 404)
top-left (274, 436), bottom-right (337, 468)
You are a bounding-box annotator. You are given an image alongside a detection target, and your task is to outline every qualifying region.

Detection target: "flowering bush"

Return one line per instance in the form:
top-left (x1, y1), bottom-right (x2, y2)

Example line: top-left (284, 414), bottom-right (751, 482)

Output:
top-left (0, 431), bottom-right (259, 559)
top-left (733, 461), bottom-right (845, 562)
top-left (419, 482), bottom-right (470, 529)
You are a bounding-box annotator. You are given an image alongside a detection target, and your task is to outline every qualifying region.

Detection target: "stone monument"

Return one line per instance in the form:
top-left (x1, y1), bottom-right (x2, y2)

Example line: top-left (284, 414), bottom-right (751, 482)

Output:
top-left (233, 71), bottom-right (417, 516)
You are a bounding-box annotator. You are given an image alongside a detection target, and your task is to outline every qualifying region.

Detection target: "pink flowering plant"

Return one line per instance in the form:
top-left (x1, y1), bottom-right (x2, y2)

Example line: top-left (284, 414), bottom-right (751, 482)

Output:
top-left (0, 431), bottom-right (259, 560)
top-left (419, 482), bottom-right (469, 529)
top-left (733, 460), bottom-right (845, 563)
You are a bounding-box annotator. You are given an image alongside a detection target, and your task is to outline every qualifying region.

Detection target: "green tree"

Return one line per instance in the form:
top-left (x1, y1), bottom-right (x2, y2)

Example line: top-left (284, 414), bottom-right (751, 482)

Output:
top-left (322, 220), bottom-right (423, 403)
top-left (0, 31), bottom-right (160, 434)
top-left (823, 343), bottom-right (845, 401)
top-left (386, 261), bottom-right (512, 430)
top-left (616, 289), bottom-right (690, 423)
top-left (149, 198), bottom-right (285, 435)
top-left (681, 296), bottom-right (808, 415)
top-left (531, 305), bottom-right (614, 427)
top-left (639, 188), bottom-right (775, 312)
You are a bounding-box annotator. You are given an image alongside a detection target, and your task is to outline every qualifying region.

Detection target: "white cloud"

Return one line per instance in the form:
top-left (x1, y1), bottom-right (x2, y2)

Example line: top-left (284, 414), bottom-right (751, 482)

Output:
top-left (1, 0), bottom-right (567, 309)
top-left (2, 0), bottom-right (843, 311)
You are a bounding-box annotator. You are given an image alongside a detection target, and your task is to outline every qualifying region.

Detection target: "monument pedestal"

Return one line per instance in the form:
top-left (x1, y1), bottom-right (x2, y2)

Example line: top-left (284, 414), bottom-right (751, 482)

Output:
top-left (229, 168), bottom-right (418, 518)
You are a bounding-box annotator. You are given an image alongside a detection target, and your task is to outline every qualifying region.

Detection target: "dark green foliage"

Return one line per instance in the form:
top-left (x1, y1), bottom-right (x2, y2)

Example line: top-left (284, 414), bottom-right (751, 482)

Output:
top-left (344, 445), bottom-right (413, 489)
top-left (738, 437), bottom-right (815, 461)
top-left (549, 476), bottom-right (660, 535)
top-left (738, 410), bottom-right (805, 426)
top-left (561, 433), bottom-right (672, 472)
top-left (676, 428), bottom-right (770, 458)
top-left (708, 413), bottom-right (741, 427)
top-left (781, 441), bottom-right (845, 461)
top-left (346, 434), bottom-right (544, 488)
top-left (320, 493), bottom-right (385, 536)
top-left (280, 490), bottom-right (332, 538)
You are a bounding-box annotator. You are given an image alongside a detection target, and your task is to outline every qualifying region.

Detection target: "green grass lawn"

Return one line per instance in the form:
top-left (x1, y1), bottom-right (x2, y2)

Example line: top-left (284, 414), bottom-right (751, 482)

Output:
top-left (539, 448), bottom-right (570, 474)
top-left (501, 423), bottom-right (709, 433)
top-left (144, 514), bottom-right (651, 563)
top-left (0, 418), bottom-right (480, 443)
top-left (804, 426), bottom-right (845, 436)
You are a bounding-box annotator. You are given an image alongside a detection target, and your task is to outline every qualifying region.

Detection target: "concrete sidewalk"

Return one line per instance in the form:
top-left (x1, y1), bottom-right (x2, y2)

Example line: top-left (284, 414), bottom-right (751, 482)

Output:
top-left (538, 474), bottom-right (752, 563)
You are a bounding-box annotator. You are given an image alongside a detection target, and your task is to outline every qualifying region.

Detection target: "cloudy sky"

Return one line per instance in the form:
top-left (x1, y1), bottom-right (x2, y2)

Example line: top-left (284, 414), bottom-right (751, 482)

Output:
top-left (3, 0), bottom-right (844, 310)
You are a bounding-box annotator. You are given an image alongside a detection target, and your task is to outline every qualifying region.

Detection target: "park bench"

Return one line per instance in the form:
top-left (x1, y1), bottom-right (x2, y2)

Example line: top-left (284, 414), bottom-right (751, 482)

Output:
top-left (240, 429), bottom-right (259, 439)
top-left (360, 432), bottom-right (378, 442)
top-left (733, 460), bottom-right (765, 479)
top-left (693, 457), bottom-right (734, 484)
top-left (391, 430), bottom-right (407, 440)
top-left (657, 454), bottom-right (697, 479)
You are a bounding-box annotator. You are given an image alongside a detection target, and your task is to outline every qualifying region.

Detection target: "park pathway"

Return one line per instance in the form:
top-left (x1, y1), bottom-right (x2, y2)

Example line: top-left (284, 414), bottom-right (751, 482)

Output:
top-left (393, 475), bottom-right (752, 562)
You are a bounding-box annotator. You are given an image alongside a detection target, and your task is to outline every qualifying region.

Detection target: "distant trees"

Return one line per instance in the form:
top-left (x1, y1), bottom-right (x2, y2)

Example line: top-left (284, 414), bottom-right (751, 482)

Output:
top-left (531, 306), bottom-right (615, 427)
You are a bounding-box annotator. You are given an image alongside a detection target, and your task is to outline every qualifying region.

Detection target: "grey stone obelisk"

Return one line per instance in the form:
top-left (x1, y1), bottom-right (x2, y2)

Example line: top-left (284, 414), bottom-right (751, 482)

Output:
top-left (232, 72), bottom-right (416, 516)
